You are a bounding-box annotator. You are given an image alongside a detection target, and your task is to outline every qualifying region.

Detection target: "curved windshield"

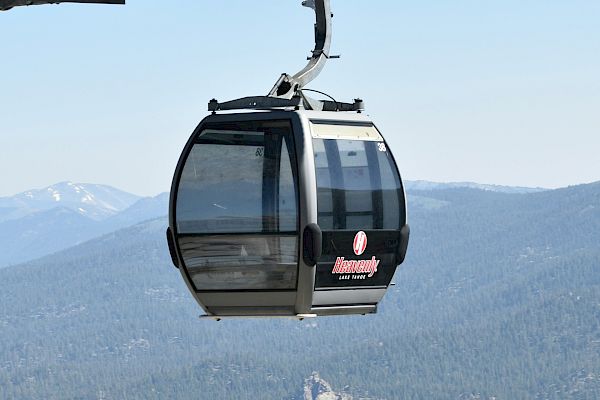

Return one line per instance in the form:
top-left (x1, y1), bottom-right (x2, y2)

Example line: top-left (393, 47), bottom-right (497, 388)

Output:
top-left (313, 138), bottom-right (404, 230)
top-left (311, 124), bottom-right (406, 289)
top-left (176, 120), bottom-right (299, 291)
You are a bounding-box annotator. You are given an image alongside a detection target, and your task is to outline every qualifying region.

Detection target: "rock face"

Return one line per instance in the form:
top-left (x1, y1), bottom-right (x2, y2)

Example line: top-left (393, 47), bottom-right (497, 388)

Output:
top-left (303, 372), bottom-right (352, 400)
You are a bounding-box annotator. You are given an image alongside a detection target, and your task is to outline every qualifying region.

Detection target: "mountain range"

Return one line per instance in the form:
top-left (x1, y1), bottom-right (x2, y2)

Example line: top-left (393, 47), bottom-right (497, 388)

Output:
top-left (0, 182), bottom-right (140, 223)
top-left (1, 179), bottom-right (599, 398)
top-left (0, 179), bottom-right (542, 268)
top-left (403, 179), bottom-right (546, 193)
top-left (0, 182), bottom-right (168, 267)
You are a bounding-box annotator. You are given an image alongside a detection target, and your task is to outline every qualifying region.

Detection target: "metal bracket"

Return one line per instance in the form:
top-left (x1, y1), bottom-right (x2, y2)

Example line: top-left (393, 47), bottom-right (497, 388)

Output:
top-left (208, 96), bottom-right (304, 112)
top-left (200, 313), bottom-right (317, 321)
top-left (268, 0), bottom-right (333, 99)
top-left (1, 0), bottom-right (124, 11)
top-left (208, 95), bottom-right (364, 113)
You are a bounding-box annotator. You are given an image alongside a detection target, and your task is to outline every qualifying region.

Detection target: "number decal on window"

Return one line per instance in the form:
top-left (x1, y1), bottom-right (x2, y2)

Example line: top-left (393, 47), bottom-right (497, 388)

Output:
top-left (377, 143), bottom-right (387, 152)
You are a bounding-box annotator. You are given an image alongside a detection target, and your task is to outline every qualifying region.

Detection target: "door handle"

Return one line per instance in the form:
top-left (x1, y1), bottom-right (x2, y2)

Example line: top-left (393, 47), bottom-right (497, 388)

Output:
top-left (302, 223), bottom-right (322, 266)
top-left (166, 227), bottom-right (180, 269)
top-left (397, 224), bottom-right (410, 265)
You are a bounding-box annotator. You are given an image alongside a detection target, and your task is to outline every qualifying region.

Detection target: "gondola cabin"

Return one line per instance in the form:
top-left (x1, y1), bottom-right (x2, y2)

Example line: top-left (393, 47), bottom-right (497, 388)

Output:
top-left (167, 110), bottom-right (409, 318)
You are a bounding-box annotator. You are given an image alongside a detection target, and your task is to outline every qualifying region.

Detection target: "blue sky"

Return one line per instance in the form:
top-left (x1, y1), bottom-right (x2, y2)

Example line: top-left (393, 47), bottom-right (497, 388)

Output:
top-left (1, 0), bottom-right (599, 196)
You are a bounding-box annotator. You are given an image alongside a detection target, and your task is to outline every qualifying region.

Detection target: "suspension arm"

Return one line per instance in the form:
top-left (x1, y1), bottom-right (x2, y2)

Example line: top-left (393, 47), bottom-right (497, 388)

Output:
top-left (268, 0), bottom-right (332, 99)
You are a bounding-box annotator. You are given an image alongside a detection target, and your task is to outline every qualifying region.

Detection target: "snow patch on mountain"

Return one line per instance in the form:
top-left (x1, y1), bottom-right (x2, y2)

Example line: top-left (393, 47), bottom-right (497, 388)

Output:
top-left (0, 182), bottom-right (141, 222)
top-left (0, 189), bottom-right (167, 268)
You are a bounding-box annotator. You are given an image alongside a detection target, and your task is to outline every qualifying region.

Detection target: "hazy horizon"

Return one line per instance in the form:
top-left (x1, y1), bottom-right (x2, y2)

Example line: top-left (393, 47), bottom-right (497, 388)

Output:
top-left (4, 177), bottom-right (600, 199)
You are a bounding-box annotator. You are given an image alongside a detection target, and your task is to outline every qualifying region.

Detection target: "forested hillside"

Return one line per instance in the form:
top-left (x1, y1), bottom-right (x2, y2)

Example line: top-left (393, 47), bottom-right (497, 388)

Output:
top-left (1, 183), bottom-right (599, 399)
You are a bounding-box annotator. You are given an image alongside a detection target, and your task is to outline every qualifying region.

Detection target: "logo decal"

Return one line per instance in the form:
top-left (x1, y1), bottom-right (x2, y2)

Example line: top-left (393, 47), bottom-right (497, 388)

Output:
top-left (353, 231), bottom-right (367, 256)
top-left (331, 231), bottom-right (381, 280)
top-left (332, 257), bottom-right (380, 278)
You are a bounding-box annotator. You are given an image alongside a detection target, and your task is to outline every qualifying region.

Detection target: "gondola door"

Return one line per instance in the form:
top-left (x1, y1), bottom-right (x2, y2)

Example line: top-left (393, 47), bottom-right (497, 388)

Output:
top-left (172, 118), bottom-right (301, 316)
top-left (310, 121), bottom-right (407, 312)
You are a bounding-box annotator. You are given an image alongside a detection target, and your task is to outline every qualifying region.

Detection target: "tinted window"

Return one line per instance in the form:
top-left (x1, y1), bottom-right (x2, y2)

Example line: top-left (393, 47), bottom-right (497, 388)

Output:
top-left (314, 138), bottom-right (404, 230)
top-left (176, 120), bottom-right (299, 291)
top-left (177, 123), bottom-right (297, 234)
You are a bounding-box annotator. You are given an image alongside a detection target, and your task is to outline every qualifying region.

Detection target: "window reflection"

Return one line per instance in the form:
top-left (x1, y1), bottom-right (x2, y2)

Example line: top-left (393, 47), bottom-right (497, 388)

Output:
top-left (314, 137), bottom-right (403, 230)
top-left (176, 121), bottom-right (299, 291)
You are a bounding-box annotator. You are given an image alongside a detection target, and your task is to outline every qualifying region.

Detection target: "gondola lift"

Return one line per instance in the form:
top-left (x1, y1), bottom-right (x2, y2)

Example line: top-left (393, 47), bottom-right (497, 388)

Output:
top-left (166, 0), bottom-right (410, 318)
top-left (2, 0), bottom-right (410, 319)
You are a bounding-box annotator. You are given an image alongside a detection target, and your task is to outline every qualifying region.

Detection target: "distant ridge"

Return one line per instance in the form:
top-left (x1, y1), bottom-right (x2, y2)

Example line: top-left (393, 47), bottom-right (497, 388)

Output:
top-left (0, 178), bottom-right (591, 268)
top-left (0, 181), bottom-right (141, 223)
top-left (0, 183), bottom-right (168, 267)
top-left (404, 180), bottom-right (547, 194)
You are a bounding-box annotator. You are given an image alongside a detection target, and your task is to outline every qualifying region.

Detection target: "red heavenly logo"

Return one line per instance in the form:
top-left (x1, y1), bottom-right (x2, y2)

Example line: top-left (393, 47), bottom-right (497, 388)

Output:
top-left (353, 231), bottom-right (367, 256)
top-left (331, 231), bottom-right (381, 278)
